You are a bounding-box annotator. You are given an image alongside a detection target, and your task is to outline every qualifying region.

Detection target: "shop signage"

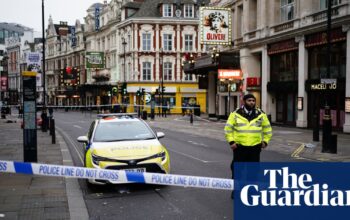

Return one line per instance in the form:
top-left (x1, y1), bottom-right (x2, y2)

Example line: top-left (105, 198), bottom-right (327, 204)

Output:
top-left (200, 7), bottom-right (231, 45)
top-left (218, 69), bottom-right (242, 79)
top-left (297, 97), bottom-right (303, 111)
top-left (346, 98), bottom-right (350, 113)
top-left (305, 28), bottom-right (346, 47)
top-left (95, 7), bottom-right (100, 31)
top-left (0, 76), bottom-right (7, 90)
top-left (247, 77), bottom-right (261, 87)
top-left (60, 66), bottom-right (80, 86)
top-left (310, 83), bottom-right (337, 90)
top-left (268, 39), bottom-right (298, 55)
top-left (86, 52), bottom-right (105, 69)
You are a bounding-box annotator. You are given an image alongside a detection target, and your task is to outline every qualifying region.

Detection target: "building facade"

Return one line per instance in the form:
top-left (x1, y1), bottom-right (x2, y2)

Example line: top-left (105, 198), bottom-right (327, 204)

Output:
top-left (200, 0), bottom-right (350, 132)
top-left (45, 17), bottom-right (86, 106)
top-left (83, 1), bottom-right (120, 108)
top-left (116, 0), bottom-right (208, 114)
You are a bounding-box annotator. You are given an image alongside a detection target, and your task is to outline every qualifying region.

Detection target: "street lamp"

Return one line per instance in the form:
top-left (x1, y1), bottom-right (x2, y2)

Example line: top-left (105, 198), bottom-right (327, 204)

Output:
top-left (159, 49), bottom-right (164, 117)
top-left (122, 37), bottom-right (127, 112)
top-left (41, 0), bottom-right (48, 131)
top-left (321, 0), bottom-right (336, 153)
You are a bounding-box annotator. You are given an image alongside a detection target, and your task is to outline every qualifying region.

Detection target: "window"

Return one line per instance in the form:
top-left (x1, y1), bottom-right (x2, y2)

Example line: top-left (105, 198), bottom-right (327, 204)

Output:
top-left (270, 51), bottom-right (298, 82)
top-left (308, 42), bottom-right (346, 79)
top-left (163, 62), bottom-right (172, 80)
top-left (128, 34), bottom-right (131, 51)
top-left (184, 74), bottom-right (193, 81)
top-left (184, 4), bottom-right (194, 18)
top-left (280, 0), bottom-right (295, 22)
top-left (184, 35), bottom-right (193, 51)
top-left (163, 34), bottom-right (172, 51)
top-left (142, 33), bottom-right (151, 51)
top-left (142, 62), bottom-right (151, 80)
top-left (320, 0), bottom-right (341, 10)
top-left (163, 4), bottom-right (173, 17)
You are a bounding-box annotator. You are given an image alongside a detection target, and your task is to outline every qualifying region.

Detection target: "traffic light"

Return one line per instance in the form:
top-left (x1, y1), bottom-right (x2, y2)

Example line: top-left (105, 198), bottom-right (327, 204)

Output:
top-left (122, 83), bottom-right (127, 95)
top-left (112, 86), bottom-right (118, 95)
top-left (141, 88), bottom-right (145, 95)
top-left (161, 86), bottom-right (166, 93)
top-left (136, 90), bottom-right (141, 96)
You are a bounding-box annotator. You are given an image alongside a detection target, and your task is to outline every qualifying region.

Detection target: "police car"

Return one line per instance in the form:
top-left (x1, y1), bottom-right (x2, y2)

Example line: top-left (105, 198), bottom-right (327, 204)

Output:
top-left (77, 113), bottom-right (170, 185)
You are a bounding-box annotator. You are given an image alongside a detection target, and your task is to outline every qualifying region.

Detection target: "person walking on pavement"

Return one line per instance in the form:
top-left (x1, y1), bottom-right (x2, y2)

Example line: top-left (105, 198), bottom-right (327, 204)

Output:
top-left (224, 94), bottom-right (272, 197)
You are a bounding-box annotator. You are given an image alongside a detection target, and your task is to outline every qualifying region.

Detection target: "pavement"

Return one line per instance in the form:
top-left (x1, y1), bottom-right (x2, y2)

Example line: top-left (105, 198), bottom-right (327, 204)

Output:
top-left (1, 111), bottom-right (350, 219)
top-left (0, 113), bottom-right (88, 220)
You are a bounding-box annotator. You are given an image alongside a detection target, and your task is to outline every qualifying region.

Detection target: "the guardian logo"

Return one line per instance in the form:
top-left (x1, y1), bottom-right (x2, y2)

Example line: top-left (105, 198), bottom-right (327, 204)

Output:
top-left (240, 167), bottom-right (350, 207)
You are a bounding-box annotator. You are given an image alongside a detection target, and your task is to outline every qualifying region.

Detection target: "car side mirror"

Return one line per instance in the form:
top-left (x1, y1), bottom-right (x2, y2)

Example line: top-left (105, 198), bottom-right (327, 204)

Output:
top-left (77, 136), bottom-right (89, 143)
top-left (156, 132), bottom-right (165, 139)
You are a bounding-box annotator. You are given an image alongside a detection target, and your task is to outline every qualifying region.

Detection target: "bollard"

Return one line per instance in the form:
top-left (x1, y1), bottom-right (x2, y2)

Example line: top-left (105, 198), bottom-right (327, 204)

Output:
top-left (50, 118), bottom-right (56, 144)
top-left (41, 112), bottom-right (48, 132)
top-left (330, 134), bottom-right (337, 154)
top-left (142, 110), bottom-right (147, 120)
top-left (49, 117), bottom-right (53, 136)
top-left (190, 110), bottom-right (193, 125)
top-left (313, 113), bottom-right (319, 142)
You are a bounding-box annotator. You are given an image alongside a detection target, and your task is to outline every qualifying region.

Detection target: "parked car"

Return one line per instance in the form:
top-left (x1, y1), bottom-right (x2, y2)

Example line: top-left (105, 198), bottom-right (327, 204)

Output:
top-left (77, 113), bottom-right (170, 186)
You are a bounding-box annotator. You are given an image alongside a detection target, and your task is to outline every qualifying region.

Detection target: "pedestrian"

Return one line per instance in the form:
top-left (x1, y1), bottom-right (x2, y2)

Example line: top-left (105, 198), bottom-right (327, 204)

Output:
top-left (182, 102), bottom-right (186, 116)
top-left (167, 101), bottom-right (171, 116)
top-left (224, 94), bottom-right (272, 198)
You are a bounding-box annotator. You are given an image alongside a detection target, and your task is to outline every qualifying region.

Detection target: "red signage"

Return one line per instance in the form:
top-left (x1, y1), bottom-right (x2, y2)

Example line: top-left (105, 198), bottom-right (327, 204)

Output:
top-left (247, 77), bottom-right (261, 87)
top-left (268, 39), bottom-right (298, 55)
top-left (305, 28), bottom-right (346, 47)
top-left (0, 77), bottom-right (7, 90)
top-left (218, 69), bottom-right (242, 79)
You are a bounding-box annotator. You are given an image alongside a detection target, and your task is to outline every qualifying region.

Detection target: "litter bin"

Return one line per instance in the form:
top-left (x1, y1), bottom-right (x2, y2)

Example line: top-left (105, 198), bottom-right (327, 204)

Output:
top-left (194, 105), bottom-right (201, 116)
top-left (142, 110), bottom-right (147, 120)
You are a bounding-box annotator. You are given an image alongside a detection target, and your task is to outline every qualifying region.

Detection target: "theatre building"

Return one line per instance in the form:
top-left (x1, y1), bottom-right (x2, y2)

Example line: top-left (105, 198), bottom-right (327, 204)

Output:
top-left (207, 0), bottom-right (350, 132)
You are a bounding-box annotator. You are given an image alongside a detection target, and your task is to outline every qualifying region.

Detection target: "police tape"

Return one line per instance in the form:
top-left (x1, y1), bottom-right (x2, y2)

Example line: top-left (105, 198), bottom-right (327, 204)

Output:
top-left (0, 160), bottom-right (233, 190)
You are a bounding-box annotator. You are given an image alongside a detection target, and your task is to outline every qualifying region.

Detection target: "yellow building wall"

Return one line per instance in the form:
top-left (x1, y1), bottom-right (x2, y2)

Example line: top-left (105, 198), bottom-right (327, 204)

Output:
top-left (125, 83), bottom-right (207, 115)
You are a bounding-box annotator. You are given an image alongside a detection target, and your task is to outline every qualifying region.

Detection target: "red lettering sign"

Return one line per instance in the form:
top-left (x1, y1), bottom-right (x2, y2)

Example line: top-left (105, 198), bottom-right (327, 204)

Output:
top-left (206, 33), bottom-right (226, 41)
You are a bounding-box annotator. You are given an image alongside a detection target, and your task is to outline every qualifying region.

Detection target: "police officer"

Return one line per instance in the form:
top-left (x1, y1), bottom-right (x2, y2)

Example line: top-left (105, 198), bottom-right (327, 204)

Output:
top-left (224, 94), bottom-right (272, 186)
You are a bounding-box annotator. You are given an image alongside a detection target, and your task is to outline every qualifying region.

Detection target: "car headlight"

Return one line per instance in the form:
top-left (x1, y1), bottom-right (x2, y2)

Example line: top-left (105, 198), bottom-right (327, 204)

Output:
top-left (91, 153), bottom-right (102, 166)
top-left (155, 151), bottom-right (166, 162)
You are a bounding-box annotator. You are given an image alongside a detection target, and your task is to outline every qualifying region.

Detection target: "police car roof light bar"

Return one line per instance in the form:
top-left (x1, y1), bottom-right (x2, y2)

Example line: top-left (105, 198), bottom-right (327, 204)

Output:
top-left (97, 113), bottom-right (138, 119)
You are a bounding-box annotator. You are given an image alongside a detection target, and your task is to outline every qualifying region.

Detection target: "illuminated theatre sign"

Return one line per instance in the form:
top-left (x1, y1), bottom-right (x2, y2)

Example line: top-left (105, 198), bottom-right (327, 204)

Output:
top-left (200, 7), bottom-right (231, 45)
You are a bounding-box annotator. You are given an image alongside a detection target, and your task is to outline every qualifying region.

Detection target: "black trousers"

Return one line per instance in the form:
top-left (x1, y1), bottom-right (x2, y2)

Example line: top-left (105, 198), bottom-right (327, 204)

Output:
top-left (231, 145), bottom-right (261, 180)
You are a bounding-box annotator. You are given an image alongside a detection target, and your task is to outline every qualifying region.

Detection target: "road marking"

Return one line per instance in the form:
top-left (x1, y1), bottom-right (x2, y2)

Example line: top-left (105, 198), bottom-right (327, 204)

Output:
top-left (167, 148), bottom-right (211, 163)
top-left (56, 126), bottom-right (84, 165)
top-left (187, 141), bottom-right (209, 148)
top-left (291, 144), bottom-right (305, 158)
top-left (73, 125), bottom-right (83, 129)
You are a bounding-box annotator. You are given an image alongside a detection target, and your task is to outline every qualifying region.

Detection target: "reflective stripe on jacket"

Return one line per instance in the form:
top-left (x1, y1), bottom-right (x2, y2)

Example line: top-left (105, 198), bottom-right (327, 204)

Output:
top-left (224, 108), bottom-right (272, 146)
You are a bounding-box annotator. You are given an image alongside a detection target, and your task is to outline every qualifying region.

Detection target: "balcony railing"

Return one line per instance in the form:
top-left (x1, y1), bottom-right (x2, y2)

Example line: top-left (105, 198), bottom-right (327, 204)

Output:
top-left (272, 20), bottom-right (295, 33)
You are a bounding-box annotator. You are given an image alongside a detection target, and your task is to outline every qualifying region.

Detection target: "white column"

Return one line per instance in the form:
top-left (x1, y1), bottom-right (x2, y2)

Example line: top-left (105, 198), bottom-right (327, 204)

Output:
top-left (261, 45), bottom-right (272, 118)
top-left (296, 36), bottom-right (308, 128)
top-left (343, 25), bottom-right (350, 133)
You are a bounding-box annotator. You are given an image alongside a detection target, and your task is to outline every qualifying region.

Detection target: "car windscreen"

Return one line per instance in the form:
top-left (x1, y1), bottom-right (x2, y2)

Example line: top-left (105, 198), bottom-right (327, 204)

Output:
top-left (93, 121), bottom-right (156, 142)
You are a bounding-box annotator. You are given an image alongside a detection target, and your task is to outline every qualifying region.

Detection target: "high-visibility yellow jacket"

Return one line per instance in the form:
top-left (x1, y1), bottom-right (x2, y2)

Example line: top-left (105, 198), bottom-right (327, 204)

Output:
top-left (224, 108), bottom-right (272, 146)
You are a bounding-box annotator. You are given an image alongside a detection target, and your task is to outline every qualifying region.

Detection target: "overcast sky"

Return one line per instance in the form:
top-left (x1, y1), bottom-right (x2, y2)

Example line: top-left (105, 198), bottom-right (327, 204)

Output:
top-left (0, 0), bottom-right (101, 34)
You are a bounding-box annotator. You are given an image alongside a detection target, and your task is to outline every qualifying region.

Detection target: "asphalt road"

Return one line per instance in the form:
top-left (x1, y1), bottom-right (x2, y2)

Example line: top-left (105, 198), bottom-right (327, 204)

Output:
top-left (53, 110), bottom-right (303, 220)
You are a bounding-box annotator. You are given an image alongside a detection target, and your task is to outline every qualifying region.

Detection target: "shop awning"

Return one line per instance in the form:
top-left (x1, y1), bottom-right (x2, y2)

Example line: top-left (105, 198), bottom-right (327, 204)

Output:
top-left (184, 52), bottom-right (240, 75)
